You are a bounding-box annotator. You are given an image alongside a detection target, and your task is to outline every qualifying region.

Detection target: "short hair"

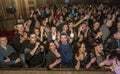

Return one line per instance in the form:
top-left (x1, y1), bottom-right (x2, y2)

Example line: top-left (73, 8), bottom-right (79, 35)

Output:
top-left (28, 33), bottom-right (35, 37)
top-left (60, 32), bottom-right (68, 37)
top-left (94, 41), bottom-right (103, 47)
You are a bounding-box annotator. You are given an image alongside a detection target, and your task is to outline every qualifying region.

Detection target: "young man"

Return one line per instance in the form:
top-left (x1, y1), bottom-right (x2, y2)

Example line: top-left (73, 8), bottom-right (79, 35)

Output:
top-left (55, 33), bottom-right (74, 68)
top-left (24, 33), bottom-right (45, 68)
top-left (100, 20), bottom-right (113, 42)
top-left (0, 36), bottom-right (21, 67)
top-left (13, 23), bottom-right (25, 52)
top-left (12, 23), bottom-right (28, 67)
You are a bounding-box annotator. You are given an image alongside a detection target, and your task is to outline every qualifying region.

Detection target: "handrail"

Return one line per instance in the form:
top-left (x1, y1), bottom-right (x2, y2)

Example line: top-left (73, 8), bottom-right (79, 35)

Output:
top-left (0, 68), bottom-right (111, 71)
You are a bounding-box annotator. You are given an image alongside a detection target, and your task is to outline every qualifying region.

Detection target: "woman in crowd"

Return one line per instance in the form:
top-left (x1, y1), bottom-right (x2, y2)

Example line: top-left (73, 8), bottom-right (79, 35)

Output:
top-left (33, 28), bottom-right (42, 41)
top-left (46, 41), bottom-right (61, 70)
top-left (86, 42), bottom-right (105, 69)
top-left (75, 42), bottom-right (91, 70)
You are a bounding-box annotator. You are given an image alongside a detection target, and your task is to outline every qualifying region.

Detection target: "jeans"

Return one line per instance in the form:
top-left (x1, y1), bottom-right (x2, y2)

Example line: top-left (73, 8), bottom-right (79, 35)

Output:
top-left (19, 54), bottom-right (28, 68)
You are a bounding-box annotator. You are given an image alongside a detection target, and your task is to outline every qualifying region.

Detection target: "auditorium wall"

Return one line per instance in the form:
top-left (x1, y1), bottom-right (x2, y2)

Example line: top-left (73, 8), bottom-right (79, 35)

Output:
top-left (0, 0), bottom-right (120, 18)
top-left (0, 0), bottom-right (120, 30)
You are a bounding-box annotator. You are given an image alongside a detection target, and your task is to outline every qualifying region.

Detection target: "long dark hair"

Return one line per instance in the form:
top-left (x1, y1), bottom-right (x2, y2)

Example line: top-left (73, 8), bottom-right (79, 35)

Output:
top-left (48, 40), bottom-right (57, 50)
top-left (76, 42), bottom-right (86, 56)
top-left (92, 41), bottom-right (104, 57)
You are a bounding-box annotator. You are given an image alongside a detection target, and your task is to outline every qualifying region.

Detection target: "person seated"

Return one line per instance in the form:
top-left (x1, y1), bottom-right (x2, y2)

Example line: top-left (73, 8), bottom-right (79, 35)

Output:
top-left (46, 41), bottom-right (61, 70)
top-left (86, 42), bottom-right (105, 69)
top-left (24, 33), bottom-right (45, 68)
top-left (0, 36), bottom-right (21, 68)
top-left (75, 42), bottom-right (91, 70)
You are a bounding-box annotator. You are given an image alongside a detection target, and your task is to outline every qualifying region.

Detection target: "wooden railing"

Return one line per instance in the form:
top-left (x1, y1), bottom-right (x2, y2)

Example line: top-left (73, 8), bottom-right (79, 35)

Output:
top-left (0, 68), bottom-right (114, 74)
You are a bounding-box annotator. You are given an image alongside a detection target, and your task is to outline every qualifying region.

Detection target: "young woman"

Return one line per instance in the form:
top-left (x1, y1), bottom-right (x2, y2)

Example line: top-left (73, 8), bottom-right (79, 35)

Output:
top-left (75, 42), bottom-right (91, 70)
top-left (86, 42), bottom-right (105, 69)
top-left (33, 28), bottom-right (41, 41)
top-left (46, 41), bottom-right (61, 70)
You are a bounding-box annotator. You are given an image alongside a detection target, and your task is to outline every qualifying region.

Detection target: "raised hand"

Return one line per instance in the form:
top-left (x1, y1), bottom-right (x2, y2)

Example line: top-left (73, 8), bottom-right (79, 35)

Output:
top-left (30, 9), bottom-right (34, 13)
top-left (95, 31), bottom-right (103, 38)
top-left (35, 42), bottom-right (40, 48)
top-left (84, 15), bottom-right (90, 20)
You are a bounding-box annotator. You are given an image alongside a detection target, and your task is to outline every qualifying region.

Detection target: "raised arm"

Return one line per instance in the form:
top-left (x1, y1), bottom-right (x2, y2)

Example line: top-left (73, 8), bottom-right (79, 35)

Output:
top-left (30, 42), bottom-right (40, 56)
top-left (73, 15), bottom-right (90, 28)
top-left (30, 9), bottom-right (34, 18)
top-left (40, 26), bottom-right (44, 42)
top-left (36, 8), bottom-right (41, 15)
top-left (54, 40), bottom-right (60, 48)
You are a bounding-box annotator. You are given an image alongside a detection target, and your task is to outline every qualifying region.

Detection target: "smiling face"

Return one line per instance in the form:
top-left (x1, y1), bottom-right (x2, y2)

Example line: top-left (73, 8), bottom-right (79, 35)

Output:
top-left (106, 20), bottom-right (113, 27)
top-left (60, 34), bottom-right (67, 44)
top-left (51, 27), bottom-right (56, 34)
top-left (62, 25), bottom-right (68, 32)
top-left (96, 43), bottom-right (103, 53)
top-left (49, 42), bottom-right (56, 51)
top-left (16, 24), bottom-right (24, 33)
top-left (29, 34), bottom-right (37, 44)
top-left (80, 23), bottom-right (87, 31)
top-left (34, 28), bottom-right (40, 36)
top-left (0, 37), bottom-right (8, 46)
top-left (69, 22), bottom-right (74, 28)
top-left (93, 22), bottom-right (100, 29)
top-left (79, 43), bottom-right (86, 53)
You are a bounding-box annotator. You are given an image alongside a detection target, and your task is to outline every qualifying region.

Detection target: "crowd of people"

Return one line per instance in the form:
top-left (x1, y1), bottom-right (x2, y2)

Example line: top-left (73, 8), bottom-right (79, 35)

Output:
top-left (0, 3), bottom-right (120, 73)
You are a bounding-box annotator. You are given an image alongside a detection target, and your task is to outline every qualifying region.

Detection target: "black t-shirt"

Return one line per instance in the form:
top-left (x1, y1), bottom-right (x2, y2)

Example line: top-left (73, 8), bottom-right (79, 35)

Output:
top-left (25, 42), bottom-right (43, 67)
top-left (12, 33), bottom-right (22, 52)
top-left (46, 50), bottom-right (60, 69)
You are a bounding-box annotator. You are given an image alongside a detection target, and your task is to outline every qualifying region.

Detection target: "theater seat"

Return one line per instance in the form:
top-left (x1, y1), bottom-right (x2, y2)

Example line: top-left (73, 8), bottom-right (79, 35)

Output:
top-left (7, 30), bottom-right (15, 35)
top-left (0, 30), bottom-right (7, 36)
top-left (7, 30), bottom-right (15, 42)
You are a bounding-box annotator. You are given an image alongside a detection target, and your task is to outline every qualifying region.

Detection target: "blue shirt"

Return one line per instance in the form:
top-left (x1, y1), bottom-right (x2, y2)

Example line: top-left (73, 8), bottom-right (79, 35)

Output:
top-left (0, 45), bottom-right (16, 67)
top-left (0, 45), bottom-right (16, 57)
top-left (0, 53), bottom-right (15, 67)
top-left (59, 42), bottom-right (73, 65)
